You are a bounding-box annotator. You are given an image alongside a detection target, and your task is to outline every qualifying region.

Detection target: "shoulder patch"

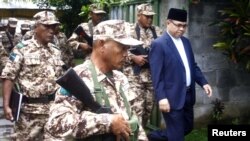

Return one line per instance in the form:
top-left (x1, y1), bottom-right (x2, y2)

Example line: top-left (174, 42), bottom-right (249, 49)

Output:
top-left (59, 87), bottom-right (70, 96)
top-left (9, 52), bottom-right (20, 62)
top-left (16, 42), bottom-right (24, 48)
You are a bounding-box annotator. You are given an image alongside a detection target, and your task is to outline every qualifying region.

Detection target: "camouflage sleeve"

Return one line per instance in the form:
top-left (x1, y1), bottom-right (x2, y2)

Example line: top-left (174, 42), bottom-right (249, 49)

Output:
top-left (126, 50), bottom-right (135, 65)
top-left (67, 32), bottom-right (82, 50)
top-left (1, 44), bottom-right (23, 80)
top-left (14, 33), bottom-right (22, 46)
top-left (126, 23), bottom-right (138, 64)
top-left (67, 24), bottom-right (89, 50)
top-left (45, 91), bottom-right (113, 139)
top-left (59, 34), bottom-right (74, 67)
top-left (0, 44), bottom-right (8, 68)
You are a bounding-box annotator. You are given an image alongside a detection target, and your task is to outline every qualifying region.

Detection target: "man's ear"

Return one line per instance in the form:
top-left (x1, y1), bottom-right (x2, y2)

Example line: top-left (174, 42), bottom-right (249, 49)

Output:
top-left (137, 13), bottom-right (141, 20)
top-left (95, 39), bottom-right (105, 53)
top-left (166, 20), bottom-right (170, 26)
top-left (98, 39), bottom-right (105, 46)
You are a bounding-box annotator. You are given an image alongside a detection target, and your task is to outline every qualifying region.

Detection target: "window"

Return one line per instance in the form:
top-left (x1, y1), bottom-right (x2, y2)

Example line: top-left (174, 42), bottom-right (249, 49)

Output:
top-left (110, 0), bottom-right (161, 26)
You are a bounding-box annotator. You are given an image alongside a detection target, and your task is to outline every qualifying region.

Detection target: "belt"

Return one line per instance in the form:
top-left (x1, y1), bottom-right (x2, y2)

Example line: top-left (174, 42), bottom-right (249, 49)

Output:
top-left (22, 93), bottom-right (55, 104)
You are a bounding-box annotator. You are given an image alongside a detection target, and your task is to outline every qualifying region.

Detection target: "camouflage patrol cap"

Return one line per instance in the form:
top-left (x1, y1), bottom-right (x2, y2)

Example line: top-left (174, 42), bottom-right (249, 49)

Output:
top-left (8, 18), bottom-right (18, 28)
top-left (89, 3), bottom-right (106, 14)
top-left (137, 3), bottom-right (155, 15)
top-left (93, 20), bottom-right (143, 46)
top-left (21, 20), bottom-right (31, 31)
top-left (33, 11), bottom-right (60, 25)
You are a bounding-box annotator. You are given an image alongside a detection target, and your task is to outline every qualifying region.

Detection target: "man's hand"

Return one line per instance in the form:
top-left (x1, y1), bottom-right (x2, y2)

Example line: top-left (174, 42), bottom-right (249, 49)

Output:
top-left (203, 84), bottom-right (212, 97)
top-left (111, 114), bottom-right (131, 141)
top-left (79, 43), bottom-right (91, 51)
top-left (131, 55), bottom-right (148, 66)
top-left (3, 105), bottom-right (13, 121)
top-left (159, 98), bottom-right (170, 113)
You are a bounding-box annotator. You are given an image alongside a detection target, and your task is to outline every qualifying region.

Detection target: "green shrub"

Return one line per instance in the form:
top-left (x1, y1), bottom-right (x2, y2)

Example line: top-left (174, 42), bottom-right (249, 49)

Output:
top-left (212, 0), bottom-right (250, 71)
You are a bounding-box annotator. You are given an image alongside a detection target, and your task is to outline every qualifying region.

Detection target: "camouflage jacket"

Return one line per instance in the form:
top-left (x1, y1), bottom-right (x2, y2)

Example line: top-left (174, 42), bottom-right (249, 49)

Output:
top-left (44, 59), bottom-right (147, 140)
top-left (0, 34), bottom-right (8, 72)
top-left (14, 32), bottom-right (23, 44)
top-left (123, 23), bottom-right (162, 83)
top-left (54, 32), bottom-right (74, 67)
top-left (1, 38), bottom-right (64, 114)
top-left (22, 30), bottom-right (34, 41)
top-left (1, 31), bottom-right (19, 54)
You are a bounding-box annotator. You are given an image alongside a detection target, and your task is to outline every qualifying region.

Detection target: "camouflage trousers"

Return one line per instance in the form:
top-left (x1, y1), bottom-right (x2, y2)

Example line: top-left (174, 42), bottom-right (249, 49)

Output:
top-left (130, 80), bottom-right (154, 128)
top-left (11, 111), bottom-right (49, 141)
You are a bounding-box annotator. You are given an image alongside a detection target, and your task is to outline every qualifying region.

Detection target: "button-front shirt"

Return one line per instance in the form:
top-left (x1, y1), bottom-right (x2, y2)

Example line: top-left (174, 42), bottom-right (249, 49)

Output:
top-left (168, 31), bottom-right (191, 86)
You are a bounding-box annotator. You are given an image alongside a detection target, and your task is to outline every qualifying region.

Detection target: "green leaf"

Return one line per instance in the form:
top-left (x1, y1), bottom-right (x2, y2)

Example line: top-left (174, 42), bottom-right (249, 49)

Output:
top-left (213, 42), bottom-right (229, 50)
top-left (246, 60), bottom-right (250, 70)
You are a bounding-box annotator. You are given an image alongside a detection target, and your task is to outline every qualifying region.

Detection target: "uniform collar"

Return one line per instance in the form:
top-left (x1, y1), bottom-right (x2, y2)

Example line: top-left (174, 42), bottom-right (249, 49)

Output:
top-left (31, 36), bottom-right (52, 49)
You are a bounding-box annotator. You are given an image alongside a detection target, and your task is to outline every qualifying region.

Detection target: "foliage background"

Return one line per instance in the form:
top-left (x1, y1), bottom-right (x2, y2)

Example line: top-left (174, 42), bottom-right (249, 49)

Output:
top-left (36, 0), bottom-right (119, 37)
top-left (212, 0), bottom-right (250, 71)
top-left (47, 0), bottom-right (92, 37)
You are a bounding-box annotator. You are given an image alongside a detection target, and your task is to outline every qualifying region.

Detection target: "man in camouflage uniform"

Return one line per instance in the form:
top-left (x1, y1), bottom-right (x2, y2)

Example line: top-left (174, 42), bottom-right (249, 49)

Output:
top-left (123, 3), bottom-right (163, 127)
top-left (1, 11), bottom-right (64, 140)
top-left (0, 22), bottom-right (5, 31)
top-left (0, 22), bottom-right (9, 74)
top-left (67, 3), bottom-right (106, 58)
top-left (15, 20), bottom-right (31, 43)
top-left (54, 25), bottom-right (74, 68)
top-left (1, 18), bottom-right (19, 54)
top-left (44, 20), bottom-right (148, 141)
top-left (22, 28), bottom-right (34, 41)
top-left (0, 34), bottom-right (8, 74)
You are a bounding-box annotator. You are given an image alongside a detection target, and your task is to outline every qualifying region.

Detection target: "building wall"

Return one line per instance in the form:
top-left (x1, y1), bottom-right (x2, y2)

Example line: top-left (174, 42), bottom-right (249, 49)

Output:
top-left (110, 0), bottom-right (250, 127)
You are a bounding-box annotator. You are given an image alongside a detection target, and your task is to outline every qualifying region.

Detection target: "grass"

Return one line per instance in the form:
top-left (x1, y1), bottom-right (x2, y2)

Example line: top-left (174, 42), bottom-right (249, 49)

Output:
top-left (146, 123), bottom-right (208, 141)
top-left (185, 128), bottom-right (207, 141)
top-left (73, 58), bottom-right (84, 65)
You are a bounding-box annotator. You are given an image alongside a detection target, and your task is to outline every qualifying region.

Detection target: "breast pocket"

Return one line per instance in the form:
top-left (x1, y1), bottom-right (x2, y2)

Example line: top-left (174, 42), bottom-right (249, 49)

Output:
top-left (24, 55), bottom-right (41, 65)
top-left (49, 56), bottom-right (64, 67)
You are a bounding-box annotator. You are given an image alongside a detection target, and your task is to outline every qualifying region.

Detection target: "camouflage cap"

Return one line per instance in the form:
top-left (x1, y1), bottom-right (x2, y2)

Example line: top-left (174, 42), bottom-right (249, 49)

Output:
top-left (8, 18), bottom-right (18, 28)
top-left (93, 20), bottom-right (143, 46)
top-left (33, 11), bottom-right (60, 25)
top-left (89, 3), bottom-right (106, 14)
top-left (21, 20), bottom-right (31, 31)
top-left (137, 3), bottom-right (155, 16)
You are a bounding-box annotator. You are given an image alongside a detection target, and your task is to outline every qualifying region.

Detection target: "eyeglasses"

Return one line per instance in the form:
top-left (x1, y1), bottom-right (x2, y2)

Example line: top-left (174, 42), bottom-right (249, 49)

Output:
top-left (170, 20), bottom-right (188, 29)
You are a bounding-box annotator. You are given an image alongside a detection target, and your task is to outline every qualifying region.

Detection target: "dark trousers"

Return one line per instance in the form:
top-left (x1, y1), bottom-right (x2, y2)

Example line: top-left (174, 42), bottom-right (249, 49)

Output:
top-left (148, 91), bottom-right (194, 141)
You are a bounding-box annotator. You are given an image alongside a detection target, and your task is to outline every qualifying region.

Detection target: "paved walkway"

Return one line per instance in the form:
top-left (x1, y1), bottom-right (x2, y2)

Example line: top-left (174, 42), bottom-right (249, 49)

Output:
top-left (0, 98), bottom-right (14, 141)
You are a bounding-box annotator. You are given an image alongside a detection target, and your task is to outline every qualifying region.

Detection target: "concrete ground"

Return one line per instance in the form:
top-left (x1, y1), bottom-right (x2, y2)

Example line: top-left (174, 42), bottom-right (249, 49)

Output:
top-left (0, 81), bottom-right (14, 140)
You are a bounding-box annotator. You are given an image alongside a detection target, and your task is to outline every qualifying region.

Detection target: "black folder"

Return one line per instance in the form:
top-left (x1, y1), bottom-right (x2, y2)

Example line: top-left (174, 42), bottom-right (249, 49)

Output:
top-left (9, 90), bottom-right (23, 121)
